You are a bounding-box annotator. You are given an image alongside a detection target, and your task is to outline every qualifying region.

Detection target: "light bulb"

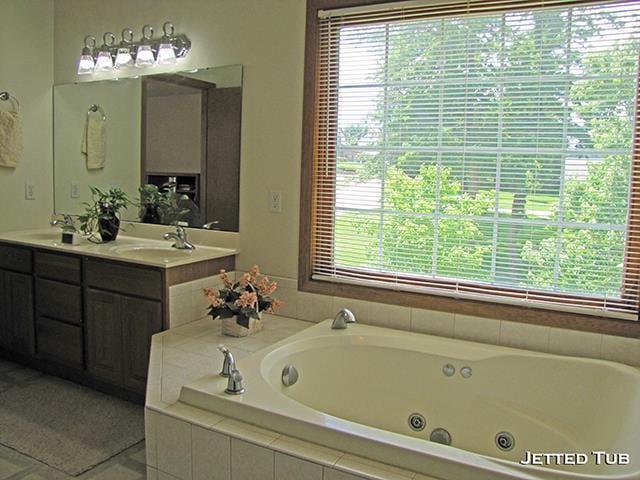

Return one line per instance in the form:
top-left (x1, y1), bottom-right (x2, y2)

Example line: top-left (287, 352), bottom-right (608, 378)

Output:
top-left (135, 45), bottom-right (155, 68)
top-left (156, 43), bottom-right (176, 65)
top-left (95, 51), bottom-right (113, 71)
top-left (114, 47), bottom-right (134, 69)
top-left (77, 53), bottom-right (95, 75)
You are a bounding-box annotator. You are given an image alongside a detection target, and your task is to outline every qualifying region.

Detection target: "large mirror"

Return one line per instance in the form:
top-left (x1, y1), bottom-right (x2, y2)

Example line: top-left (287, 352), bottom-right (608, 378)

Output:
top-left (53, 65), bottom-right (242, 231)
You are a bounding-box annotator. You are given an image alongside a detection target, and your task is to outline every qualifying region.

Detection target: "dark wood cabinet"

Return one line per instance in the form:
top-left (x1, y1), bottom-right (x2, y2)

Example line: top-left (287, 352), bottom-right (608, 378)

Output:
top-left (122, 296), bottom-right (162, 393)
top-left (86, 289), bottom-right (124, 385)
top-left (0, 270), bottom-right (35, 355)
top-left (0, 240), bottom-right (234, 402)
top-left (86, 289), bottom-right (162, 394)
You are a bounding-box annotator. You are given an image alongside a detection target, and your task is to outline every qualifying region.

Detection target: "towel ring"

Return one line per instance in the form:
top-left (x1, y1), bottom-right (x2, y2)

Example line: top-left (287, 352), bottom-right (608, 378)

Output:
top-left (87, 104), bottom-right (106, 121)
top-left (0, 91), bottom-right (19, 113)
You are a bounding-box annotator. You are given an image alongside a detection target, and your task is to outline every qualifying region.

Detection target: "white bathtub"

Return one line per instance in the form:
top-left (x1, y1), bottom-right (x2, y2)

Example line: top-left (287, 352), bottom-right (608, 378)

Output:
top-left (179, 319), bottom-right (640, 480)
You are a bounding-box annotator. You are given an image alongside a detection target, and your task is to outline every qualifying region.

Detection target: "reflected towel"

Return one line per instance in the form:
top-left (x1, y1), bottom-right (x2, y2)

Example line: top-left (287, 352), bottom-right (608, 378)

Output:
top-left (0, 110), bottom-right (23, 168)
top-left (81, 113), bottom-right (106, 170)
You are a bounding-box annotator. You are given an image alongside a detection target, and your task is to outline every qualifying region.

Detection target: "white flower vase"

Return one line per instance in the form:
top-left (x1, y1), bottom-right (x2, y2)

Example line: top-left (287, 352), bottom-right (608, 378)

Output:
top-left (221, 314), bottom-right (264, 337)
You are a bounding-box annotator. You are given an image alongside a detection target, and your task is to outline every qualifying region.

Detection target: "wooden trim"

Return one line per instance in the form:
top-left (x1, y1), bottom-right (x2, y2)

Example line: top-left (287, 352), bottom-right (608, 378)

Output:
top-left (300, 276), bottom-right (640, 338)
top-left (299, 0), bottom-right (640, 339)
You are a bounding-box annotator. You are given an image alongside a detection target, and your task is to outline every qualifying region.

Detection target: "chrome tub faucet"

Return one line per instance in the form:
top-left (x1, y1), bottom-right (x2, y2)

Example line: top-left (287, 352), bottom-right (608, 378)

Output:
top-left (331, 308), bottom-right (356, 329)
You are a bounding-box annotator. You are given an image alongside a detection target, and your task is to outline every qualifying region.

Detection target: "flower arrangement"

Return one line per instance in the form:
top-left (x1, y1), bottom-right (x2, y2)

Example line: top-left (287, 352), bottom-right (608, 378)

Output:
top-left (204, 265), bottom-right (283, 329)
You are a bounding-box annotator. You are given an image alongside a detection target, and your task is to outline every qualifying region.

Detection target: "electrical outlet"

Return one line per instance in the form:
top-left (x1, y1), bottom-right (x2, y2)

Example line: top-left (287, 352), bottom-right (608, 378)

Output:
top-left (70, 183), bottom-right (80, 199)
top-left (268, 190), bottom-right (282, 213)
top-left (25, 183), bottom-right (36, 200)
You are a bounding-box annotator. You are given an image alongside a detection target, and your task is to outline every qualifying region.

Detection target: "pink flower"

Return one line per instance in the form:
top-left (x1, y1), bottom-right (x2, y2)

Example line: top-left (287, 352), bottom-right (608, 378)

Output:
top-left (235, 291), bottom-right (257, 308)
top-left (203, 288), bottom-right (224, 308)
top-left (257, 276), bottom-right (278, 296)
top-left (265, 298), bottom-right (284, 313)
top-left (239, 272), bottom-right (252, 288)
top-left (219, 269), bottom-right (232, 288)
top-left (249, 265), bottom-right (260, 282)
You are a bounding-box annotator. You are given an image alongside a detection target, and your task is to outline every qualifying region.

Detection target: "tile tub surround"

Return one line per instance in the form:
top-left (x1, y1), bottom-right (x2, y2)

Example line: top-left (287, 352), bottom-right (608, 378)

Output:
top-left (185, 271), bottom-right (640, 368)
top-left (145, 316), bottom-right (440, 480)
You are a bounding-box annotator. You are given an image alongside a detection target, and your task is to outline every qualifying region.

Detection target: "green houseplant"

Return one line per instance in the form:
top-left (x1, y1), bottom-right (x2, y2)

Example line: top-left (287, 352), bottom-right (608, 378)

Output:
top-left (78, 186), bottom-right (130, 242)
top-left (138, 184), bottom-right (163, 224)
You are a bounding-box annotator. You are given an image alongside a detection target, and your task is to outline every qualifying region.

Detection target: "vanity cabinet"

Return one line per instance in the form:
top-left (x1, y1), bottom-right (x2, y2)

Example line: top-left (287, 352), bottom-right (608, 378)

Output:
top-left (0, 270), bottom-right (35, 355)
top-left (0, 244), bottom-right (34, 355)
top-left (86, 289), bottom-right (161, 394)
top-left (0, 240), bottom-right (234, 403)
top-left (34, 251), bottom-right (83, 369)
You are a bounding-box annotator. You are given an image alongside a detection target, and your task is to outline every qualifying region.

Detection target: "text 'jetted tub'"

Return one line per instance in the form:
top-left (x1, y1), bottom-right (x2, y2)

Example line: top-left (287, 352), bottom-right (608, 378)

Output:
top-left (179, 319), bottom-right (640, 480)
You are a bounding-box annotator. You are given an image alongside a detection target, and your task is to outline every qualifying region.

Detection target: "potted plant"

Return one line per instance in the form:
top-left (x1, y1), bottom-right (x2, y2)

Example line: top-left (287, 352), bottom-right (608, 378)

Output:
top-left (138, 184), bottom-right (163, 224)
top-left (78, 186), bottom-right (130, 242)
top-left (204, 265), bottom-right (283, 337)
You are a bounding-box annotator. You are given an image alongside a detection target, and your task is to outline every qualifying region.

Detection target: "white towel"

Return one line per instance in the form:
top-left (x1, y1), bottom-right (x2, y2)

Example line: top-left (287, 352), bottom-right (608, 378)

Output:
top-left (0, 110), bottom-right (23, 168)
top-left (81, 112), bottom-right (106, 170)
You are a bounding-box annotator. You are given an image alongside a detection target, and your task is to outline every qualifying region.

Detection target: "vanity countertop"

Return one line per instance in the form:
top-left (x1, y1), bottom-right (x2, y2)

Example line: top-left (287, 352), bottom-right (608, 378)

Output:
top-left (0, 228), bottom-right (238, 268)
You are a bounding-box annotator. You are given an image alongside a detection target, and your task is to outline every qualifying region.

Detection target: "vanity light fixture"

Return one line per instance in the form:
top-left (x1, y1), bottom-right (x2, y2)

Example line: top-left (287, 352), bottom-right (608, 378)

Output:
top-left (114, 28), bottom-right (135, 69)
top-left (76, 35), bottom-right (96, 75)
top-left (135, 25), bottom-right (156, 68)
top-left (76, 21), bottom-right (191, 76)
top-left (95, 33), bottom-right (116, 71)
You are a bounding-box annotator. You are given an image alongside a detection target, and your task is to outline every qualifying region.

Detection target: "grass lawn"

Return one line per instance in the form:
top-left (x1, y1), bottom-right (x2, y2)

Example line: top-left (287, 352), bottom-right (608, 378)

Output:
top-left (334, 205), bottom-right (557, 286)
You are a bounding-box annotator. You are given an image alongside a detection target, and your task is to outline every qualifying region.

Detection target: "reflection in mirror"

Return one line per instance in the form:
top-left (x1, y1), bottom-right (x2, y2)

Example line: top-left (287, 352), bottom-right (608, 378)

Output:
top-left (53, 65), bottom-right (243, 231)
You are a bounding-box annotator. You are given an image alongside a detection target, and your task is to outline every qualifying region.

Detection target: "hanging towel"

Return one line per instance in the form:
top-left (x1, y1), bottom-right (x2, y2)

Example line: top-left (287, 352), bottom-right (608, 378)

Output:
top-left (81, 112), bottom-right (106, 170)
top-left (0, 110), bottom-right (23, 168)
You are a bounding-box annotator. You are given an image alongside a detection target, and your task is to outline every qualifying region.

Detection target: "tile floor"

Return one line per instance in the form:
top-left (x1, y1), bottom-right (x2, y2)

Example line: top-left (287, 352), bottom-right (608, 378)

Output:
top-left (0, 359), bottom-right (147, 480)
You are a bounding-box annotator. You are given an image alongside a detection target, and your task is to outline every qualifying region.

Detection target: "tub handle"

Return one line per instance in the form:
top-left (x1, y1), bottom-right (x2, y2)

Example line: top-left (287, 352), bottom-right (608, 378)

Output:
top-left (217, 344), bottom-right (236, 377)
top-left (225, 369), bottom-right (245, 395)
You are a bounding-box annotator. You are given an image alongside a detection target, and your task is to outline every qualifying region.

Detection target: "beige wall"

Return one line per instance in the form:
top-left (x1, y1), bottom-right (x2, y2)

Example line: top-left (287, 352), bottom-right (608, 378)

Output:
top-left (0, 0), bottom-right (54, 233)
top-left (54, 0), bottom-right (306, 278)
top-left (54, 80), bottom-right (141, 220)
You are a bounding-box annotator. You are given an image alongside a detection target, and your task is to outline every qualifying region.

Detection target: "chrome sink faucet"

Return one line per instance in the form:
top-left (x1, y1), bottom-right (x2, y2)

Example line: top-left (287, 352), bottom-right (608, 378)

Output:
top-left (331, 308), bottom-right (356, 329)
top-left (163, 225), bottom-right (195, 250)
top-left (51, 214), bottom-right (76, 232)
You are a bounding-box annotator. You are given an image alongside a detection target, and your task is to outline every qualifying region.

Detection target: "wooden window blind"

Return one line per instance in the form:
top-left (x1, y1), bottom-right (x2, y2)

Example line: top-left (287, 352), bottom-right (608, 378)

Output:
top-left (308, 0), bottom-right (640, 319)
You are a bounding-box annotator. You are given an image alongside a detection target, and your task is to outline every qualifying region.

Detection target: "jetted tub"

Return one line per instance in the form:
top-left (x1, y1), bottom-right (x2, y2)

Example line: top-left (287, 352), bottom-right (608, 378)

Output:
top-left (179, 319), bottom-right (640, 480)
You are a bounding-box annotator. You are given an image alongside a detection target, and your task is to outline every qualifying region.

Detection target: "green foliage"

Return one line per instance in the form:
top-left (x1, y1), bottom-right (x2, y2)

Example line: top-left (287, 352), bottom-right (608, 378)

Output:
top-left (357, 165), bottom-right (495, 277)
top-left (137, 184), bottom-right (191, 225)
top-left (78, 186), bottom-right (130, 239)
top-left (338, 5), bottom-right (639, 297)
top-left (522, 156), bottom-right (629, 295)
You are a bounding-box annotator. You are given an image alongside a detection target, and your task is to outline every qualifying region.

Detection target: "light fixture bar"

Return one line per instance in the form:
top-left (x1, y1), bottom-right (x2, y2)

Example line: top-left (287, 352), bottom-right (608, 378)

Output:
top-left (76, 21), bottom-right (191, 75)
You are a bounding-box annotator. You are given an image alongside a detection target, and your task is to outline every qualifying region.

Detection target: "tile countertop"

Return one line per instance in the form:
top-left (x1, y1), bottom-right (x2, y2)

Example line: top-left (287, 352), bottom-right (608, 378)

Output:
top-left (0, 228), bottom-right (238, 268)
top-left (146, 314), bottom-right (311, 408)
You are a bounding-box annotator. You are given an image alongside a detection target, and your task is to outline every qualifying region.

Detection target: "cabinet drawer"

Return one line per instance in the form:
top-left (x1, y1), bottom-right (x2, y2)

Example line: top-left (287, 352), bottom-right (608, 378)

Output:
top-left (35, 251), bottom-right (81, 284)
top-left (86, 259), bottom-right (162, 300)
top-left (36, 316), bottom-right (83, 368)
top-left (36, 278), bottom-right (83, 324)
top-left (0, 244), bottom-right (32, 273)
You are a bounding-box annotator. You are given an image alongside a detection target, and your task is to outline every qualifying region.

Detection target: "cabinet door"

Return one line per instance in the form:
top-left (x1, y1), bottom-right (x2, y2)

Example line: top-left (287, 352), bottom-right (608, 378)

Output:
top-left (122, 296), bottom-right (162, 394)
top-left (86, 289), bottom-right (123, 385)
top-left (0, 270), bottom-right (35, 354)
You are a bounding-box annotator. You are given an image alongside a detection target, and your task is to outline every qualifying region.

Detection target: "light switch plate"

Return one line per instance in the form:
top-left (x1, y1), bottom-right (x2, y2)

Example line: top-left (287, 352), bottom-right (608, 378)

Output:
top-left (25, 183), bottom-right (36, 200)
top-left (70, 183), bottom-right (80, 199)
top-left (268, 190), bottom-right (282, 213)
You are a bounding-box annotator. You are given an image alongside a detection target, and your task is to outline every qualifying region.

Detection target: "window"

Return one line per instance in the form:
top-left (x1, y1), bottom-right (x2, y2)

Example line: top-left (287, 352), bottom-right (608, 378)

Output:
top-left (302, 0), bottom-right (640, 320)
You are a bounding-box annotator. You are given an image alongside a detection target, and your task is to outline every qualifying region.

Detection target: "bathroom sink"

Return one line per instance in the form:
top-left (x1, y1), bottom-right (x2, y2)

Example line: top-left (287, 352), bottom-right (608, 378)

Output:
top-left (110, 245), bottom-right (194, 263)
